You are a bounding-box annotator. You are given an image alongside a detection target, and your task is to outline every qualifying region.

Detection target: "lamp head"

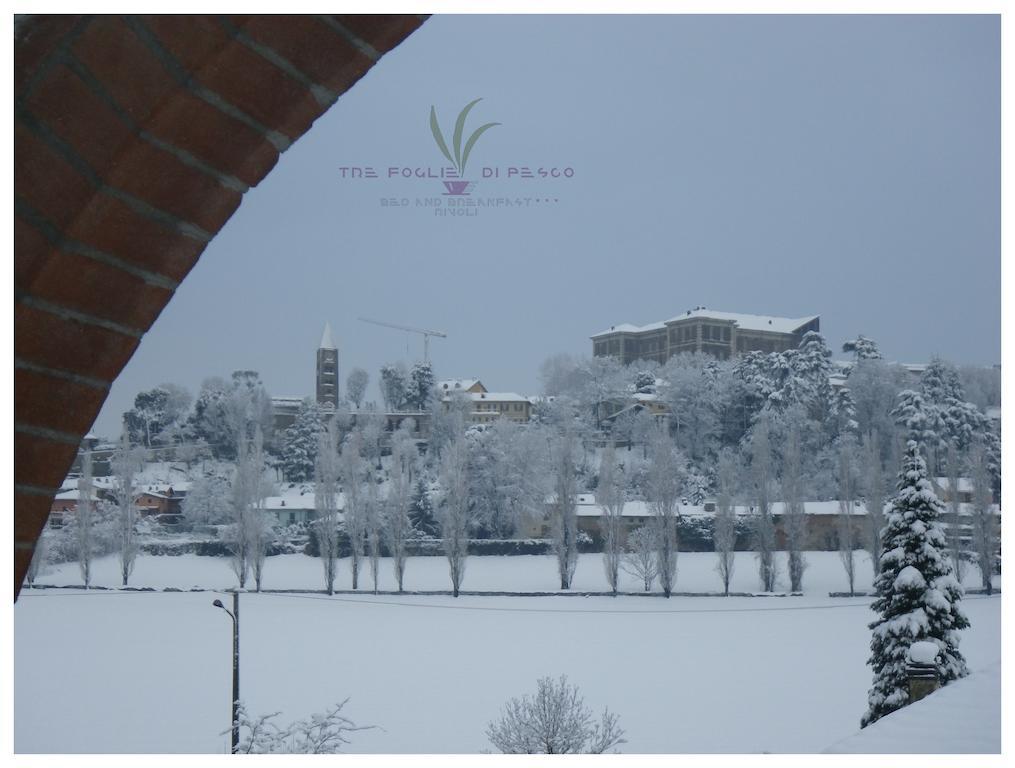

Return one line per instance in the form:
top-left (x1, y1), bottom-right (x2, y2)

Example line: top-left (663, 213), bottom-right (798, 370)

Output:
top-left (212, 599), bottom-right (224, 609)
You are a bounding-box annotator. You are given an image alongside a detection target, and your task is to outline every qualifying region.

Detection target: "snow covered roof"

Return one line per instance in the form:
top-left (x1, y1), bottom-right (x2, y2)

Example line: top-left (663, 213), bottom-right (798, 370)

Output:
top-left (319, 322), bottom-right (337, 350)
top-left (824, 661), bottom-right (1000, 754)
top-left (439, 378), bottom-right (483, 392)
top-left (470, 392), bottom-right (529, 403)
top-left (567, 499), bottom-right (872, 517)
top-left (663, 309), bottom-right (818, 334)
top-left (262, 484), bottom-right (346, 512)
top-left (592, 310), bottom-right (817, 339)
top-left (53, 489), bottom-right (101, 502)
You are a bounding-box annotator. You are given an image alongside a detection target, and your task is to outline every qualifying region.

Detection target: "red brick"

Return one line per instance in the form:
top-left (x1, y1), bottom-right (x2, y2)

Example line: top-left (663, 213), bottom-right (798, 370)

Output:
top-left (333, 15), bottom-right (427, 56)
top-left (145, 15), bottom-right (323, 139)
top-left (15, 15), bottom-right (83, 99)
top-left (14, 493), bottom-right (57, 543)
top-left (237, 16), bottom-right (374, 95)
top-left (16, 367), bottom-right (109, 438)
top-left (15, 303), bottom-right (140, 384)
top-left (14, 121), bottom-right (98, 231)
top-left (26, 62), bottom-right (136, 174)
top-left (66, 193), bottom-right (206, 283)
top-left (105, 139), bottom-right (243, 234)
top-left (71, 16), bottom-right (178, 123)
top-left (144, 91), bottom-right (279, 187)
top-left (20, 246), bottom-right (174, 333)
top-left (14, 430), bottom-right (80, 491)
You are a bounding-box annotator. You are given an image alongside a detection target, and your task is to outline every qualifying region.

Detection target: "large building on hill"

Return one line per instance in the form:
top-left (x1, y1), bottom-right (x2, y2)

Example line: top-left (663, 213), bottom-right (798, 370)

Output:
top-left (591, 307), bottom-right (820, 364)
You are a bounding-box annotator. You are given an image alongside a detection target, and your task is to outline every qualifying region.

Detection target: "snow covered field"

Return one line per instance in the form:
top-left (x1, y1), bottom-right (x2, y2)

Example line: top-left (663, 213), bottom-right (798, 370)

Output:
top-left (16, 552), bottom-right (1001, 753)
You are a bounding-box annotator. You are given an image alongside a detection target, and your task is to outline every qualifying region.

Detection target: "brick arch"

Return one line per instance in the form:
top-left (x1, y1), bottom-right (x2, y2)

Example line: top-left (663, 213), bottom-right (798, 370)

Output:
top-left (14, 14), bottom-right (427, 598)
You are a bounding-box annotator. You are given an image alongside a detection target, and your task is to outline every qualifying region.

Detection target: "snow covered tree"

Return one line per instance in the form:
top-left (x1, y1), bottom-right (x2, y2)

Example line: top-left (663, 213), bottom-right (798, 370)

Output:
top-left (859, 431), bottom-right (887, 585)
top-left (25, 528), bottom-right (51, 588)
top-left (280, 399), bottom-right (324, 482)
top-left (944, 443), bottom-right (967, 583)
top-left (892, 389), bottom-right (937, 465)
top-left (77, 450), bottom-right (95, 588)
top-left (384, 421), bottom-right (416, 592)
top-left (364, 461), bottom-right (382, 594)
top-left (748, 414), bottom-right (777, 592)
top-left (596, 440), bottom-right (624, 595)
top-left (849, 359), bottom-right (906, 446)
top-left (124, 386), bottom-right (170, 448)
top-left (111, 428), bottom-right (142, 586)
top-left (428, 389), bottom-right (470, 460)
top-left (714, 449), bottom-right (739, 596)
top-left (182, 472), bottom-right (232, 524)
top-left (622, 525), bottom-right (658, 592)
top-left (437, 435), bottom-right (471, 597)
top-left (379, 363), bottom-right (409, 412)
top-left (781, 424), bottom-right (807, 593)
top-left (345, 368), bottom-right (369, 410)
top-left (486, 675), bottom-right (625, 754)
top-left (645, 427), bottom-right (684, 597)
top-left (792, 331), bottom-right (834, 422)
top-left (633, 369), bottom-right (657, 393)
top-left (230, 699), bottom-right (371, 754)
top-left (246, 426), bottom-right (272, 592)
top-left (405, 361), bottom-right (435, 412)
top-left (836, 435), bottom-right (860, 596)
top-left (549, 431), bottom-right (579, 590)
top-left (578, 355), bottom-right (628, 430)
top-left (842, 335), bottom-right (882, 362)
top-left (408, 474), bottom-right (439, 536)
top-left (339, 430), bottom-right (366, 590)
top-left (862, 441), bottom-right (969, 728)
top-left (830, 385), bottom-right (859, 438)
top-left (660, 354), bottom-right (720, 464)
top-left (968, 437), bottom-right (998, 594)
top-left (314, 421), bottom-right (341, 595)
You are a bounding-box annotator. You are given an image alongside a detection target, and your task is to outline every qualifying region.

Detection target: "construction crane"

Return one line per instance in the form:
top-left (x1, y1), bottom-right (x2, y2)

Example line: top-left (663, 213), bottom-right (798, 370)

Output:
top-left (357, 317), bottom-right (447, 361)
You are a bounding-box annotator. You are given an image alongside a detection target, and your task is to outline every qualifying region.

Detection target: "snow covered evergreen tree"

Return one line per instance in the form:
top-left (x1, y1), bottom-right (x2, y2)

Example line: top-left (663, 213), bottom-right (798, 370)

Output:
top-left (280, 399), bottom-right (324, 482)
top-left (842, 335), bottom-right (882, 362)
top-left (408, 474), bottom-right (439, 537)
top-left (862, 441), bottom-right (969, 728)
top-left (405, 361), bottom-right (435, 412)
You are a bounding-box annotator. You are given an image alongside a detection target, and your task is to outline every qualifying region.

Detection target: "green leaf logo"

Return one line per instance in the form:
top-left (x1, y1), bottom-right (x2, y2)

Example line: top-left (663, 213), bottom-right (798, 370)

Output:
top-left (429, 98), bottom-right (501, 177)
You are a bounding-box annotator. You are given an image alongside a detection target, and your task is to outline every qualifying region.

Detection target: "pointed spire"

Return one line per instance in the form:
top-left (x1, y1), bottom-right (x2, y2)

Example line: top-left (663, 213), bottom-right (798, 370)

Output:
top-left (319, 322), bottom-right (336, 350)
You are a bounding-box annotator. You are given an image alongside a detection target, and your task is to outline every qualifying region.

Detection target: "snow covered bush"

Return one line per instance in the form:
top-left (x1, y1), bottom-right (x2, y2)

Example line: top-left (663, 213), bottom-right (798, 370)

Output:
top-left (229, 699), bottom-right (372, 754)
top-left (486, 675), bottom-right (625, 754)
top-left (862, 441), bottom-right (969, 728)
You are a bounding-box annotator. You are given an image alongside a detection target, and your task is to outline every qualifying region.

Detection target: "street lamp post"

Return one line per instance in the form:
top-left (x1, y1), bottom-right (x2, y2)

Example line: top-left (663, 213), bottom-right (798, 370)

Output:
top-left (212, 593), bottom-right (239, 754)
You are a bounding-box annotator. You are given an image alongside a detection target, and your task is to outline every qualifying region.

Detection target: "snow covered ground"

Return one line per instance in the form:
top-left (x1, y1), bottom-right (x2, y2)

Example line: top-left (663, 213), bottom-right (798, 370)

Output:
top-left (15, 552), bottom-right (1001, 754)
top-left (28, 548), bottom-right (999, 595)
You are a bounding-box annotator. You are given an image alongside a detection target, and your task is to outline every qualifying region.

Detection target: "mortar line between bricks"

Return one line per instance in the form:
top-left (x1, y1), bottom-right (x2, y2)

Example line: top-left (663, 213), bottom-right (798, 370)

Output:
top-left (14, 482), bottom-right (64, 497)
top-left (59, 51), bottom-right (249, 194)
top-left (15, 357), bottom-right (111, 391)
top-left (16, 196), bottom-right (181, 291)
top-left (15, 422), bottom-right (85, 446)
top-left (216, 16), bottom-right (338, 107)
top-left (14, 15), bottom-right (94, 107)
top-left (315, 16), bottom-right (382, 62)
top-left (17, 292), bottom-right (144, 338)
top-left (16, 107), bottom-right (213, 243)
top-left (123, 15), bottom-right (292, 153)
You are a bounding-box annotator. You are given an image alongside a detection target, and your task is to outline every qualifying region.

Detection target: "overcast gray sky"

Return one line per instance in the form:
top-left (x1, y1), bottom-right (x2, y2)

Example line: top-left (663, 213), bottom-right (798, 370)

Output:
top-left (92, 14), bottom-right (1000, 437)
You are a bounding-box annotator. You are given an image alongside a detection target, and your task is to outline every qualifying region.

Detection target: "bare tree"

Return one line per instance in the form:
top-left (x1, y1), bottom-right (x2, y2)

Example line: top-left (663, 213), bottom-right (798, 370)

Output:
top-left (622, 525), bottom-right (658, 592)
top-left (596, 440), bottom-right (624, 595)
top-left (384, 420), bottom-right (416, 592)
top-left (247, 426), bottom-right (272, 592)
top-left (77, 449), bottom-right (95, 589)
top-left (968, 437), bottom-right (998, 594)
top-left (645, 428), bottom-right (683, 597)
top-left (859, 430), bottom-right (886, 585)
top-left (549, 430), bottom-right (579, 590)
top-left (345, 368), bottom-right (369, 411)
top-left (339, 430), bottom-right (366, 590)
top-left (364, 462), bottom-right (382, 594)
top-left (229, 435), bottom-right (253, 589)
top-left (836, 435), bottom-right (859, 596)
top-left (781, 425), bottom-right (807, 593)
top-left (486, 675), bottom-right (625, 754)
top-left (714, 449), bottom-right (739, 596)
top-left (437, 435), bottom-right (471, 596)
top-left (111, 428), bottom-right (141, 586)
top-left (749, 414), bottom-right (777, 592)
top-left (945, 442), bottom-right (968, 583)
top-left (314, 421), bottom-right (341, 595)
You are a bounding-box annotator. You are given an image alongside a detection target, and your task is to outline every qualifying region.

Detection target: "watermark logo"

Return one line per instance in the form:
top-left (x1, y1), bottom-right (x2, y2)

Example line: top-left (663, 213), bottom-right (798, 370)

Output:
top-left (429, 98), bottom-right (500, 196)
